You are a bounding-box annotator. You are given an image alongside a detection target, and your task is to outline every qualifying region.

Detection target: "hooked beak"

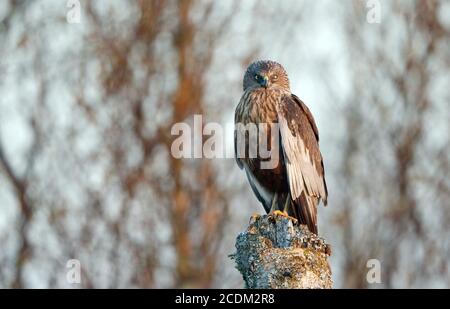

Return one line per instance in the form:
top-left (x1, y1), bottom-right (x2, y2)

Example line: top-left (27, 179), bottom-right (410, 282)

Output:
top-left (260, 76), bottom-right (269, 89)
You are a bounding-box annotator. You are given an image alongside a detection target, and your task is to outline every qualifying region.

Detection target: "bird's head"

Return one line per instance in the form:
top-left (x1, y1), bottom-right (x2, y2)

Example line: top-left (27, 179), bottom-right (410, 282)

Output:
top-left (243, 60), bottom-right (290, 92)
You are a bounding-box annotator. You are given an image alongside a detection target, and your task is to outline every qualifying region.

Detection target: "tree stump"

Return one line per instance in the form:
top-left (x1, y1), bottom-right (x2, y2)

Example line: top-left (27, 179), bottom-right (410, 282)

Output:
top-left (231, 213), bottom-right (332, 289)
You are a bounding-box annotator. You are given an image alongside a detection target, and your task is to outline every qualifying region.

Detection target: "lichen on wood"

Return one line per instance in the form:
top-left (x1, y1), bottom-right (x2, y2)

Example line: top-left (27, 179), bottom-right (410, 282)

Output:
top-left (230, 213), bottom-right (332, 289)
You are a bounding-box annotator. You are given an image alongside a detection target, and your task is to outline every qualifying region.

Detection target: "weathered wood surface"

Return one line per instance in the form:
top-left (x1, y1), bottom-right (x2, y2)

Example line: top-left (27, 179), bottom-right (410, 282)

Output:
top-left (231, 214), bottom-right (332, 289)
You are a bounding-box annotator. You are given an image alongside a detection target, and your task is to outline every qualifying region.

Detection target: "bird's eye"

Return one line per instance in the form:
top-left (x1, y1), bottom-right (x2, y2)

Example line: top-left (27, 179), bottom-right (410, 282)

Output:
top-left (254, 74), bottom-right (260, 81)
top-left (272, 74), bottom-right (279, 81)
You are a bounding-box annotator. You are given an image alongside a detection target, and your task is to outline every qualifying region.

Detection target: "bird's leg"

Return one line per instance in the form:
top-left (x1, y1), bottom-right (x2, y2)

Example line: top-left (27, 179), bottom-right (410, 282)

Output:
top-left (270, 193), bottom-right (289, 218)
top-left (282, 192), bottom-right (291, 215)
top-left (271, 192), bottom-right (287, 217)
top-left (272, 193), bottom-right (297, 223)
top-left (269, 192), bottom-right (278, 213)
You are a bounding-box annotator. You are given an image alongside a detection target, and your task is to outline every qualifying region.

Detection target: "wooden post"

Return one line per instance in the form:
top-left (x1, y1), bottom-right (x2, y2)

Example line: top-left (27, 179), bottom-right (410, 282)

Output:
top-left (231, 214), bottom-right (332, 289)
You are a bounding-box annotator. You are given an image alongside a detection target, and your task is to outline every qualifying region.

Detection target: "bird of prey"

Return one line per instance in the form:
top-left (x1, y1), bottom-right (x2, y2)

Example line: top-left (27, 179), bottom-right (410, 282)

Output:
top-left (234, 60), bottom-right (328, 234)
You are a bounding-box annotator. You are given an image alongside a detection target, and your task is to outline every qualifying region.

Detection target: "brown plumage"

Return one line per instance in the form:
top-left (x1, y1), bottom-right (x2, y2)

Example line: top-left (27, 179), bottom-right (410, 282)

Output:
top-left (234, 60), bottom-right (328, 234)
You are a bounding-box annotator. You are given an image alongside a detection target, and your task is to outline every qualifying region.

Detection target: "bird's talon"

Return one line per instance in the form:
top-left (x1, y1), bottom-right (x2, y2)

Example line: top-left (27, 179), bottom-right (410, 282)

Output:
top-left (272, 210), bottom-right (286, 217)
top-left (270, 210), bottom-right (298, 223)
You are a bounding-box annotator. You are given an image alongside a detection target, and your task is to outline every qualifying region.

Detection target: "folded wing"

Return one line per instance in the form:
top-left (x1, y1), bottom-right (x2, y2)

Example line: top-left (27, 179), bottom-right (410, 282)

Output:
top-left (278, 94), bottom-right (328, 233)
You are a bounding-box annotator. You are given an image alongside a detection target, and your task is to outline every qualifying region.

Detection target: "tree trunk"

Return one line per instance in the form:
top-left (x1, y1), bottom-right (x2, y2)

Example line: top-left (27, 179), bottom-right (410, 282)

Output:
top-left (231, 214), bottom-right (332, 289)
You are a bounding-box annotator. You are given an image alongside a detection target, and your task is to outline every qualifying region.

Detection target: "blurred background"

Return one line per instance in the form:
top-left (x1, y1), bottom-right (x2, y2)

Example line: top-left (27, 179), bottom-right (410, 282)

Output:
top-left (0, 0), bottom-right (449, 288)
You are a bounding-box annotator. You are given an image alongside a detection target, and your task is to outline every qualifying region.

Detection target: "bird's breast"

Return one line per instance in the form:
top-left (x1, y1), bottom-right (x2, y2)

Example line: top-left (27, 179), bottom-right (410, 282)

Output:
top-left (236, 88), bottom-right (289, 193)
top-left (238, 89), bottom-right (281, 124)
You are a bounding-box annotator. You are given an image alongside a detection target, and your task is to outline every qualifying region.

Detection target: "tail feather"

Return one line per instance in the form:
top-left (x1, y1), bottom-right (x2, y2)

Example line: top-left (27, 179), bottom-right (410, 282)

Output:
top-left (290, 193), bottom-right (318, 234)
